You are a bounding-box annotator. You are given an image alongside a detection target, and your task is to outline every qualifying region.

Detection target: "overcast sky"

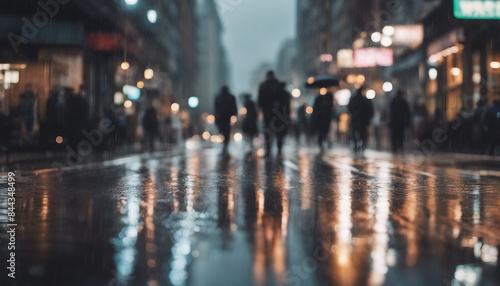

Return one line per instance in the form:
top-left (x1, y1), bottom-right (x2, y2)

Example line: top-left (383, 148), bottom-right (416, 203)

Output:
top-left (217, 0), bottom-right (296, 95)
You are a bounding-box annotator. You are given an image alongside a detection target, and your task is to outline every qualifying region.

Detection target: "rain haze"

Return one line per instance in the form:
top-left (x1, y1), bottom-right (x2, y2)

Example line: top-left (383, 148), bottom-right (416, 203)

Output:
top-left (218, 0), bottom-right (296, 95)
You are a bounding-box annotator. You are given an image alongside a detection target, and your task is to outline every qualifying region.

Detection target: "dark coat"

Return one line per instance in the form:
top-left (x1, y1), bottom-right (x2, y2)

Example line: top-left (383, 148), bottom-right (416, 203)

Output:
top-left (258, 78), bottom-right (282, 123)
top-left (242, 99), bottom-right (258, 137)
top-left (389, 96), bottom-right (411, 131)
top-left (311, 92), bottom-right (334, 134)
top-left (348, 92), bottom-right (373, 129)
top-left (214, 92), bottom-right (237, 134)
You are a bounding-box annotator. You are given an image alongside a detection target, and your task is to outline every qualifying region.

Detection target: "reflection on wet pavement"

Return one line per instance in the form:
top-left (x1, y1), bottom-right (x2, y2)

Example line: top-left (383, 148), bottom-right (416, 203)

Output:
top-left (0, 146), bottom-right (499, 286)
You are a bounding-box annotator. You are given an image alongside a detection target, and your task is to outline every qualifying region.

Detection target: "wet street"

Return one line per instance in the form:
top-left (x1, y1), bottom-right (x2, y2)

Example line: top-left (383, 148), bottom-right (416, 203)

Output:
top-left (1, 143), bottom-right (499, 286)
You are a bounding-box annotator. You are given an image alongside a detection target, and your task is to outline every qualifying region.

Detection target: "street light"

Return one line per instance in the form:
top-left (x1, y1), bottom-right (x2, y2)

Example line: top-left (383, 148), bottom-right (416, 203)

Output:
top-left (188, 97), bottom-right (199, 108)
top-left (124, 0), bottom-right (138, 5)
top-left (366, 89), bottom-right (376, 99)
top-left (144, 68), bottom-right (154, 79)
top-left (383, 82), bottom-right (393, 92)
top-left (147, 10), bottom-right (157, 23)
top-left (121, 61), bottom-right (130, 70)
top-left (490, 61), bottom-right (500, 69)
top-left (292, 88), bottom-right (301, 98)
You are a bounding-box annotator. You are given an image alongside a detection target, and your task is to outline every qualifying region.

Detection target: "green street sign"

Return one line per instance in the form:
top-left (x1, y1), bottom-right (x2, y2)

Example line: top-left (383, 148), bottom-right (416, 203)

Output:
top-left (454, 0), bottom-right (500, 19)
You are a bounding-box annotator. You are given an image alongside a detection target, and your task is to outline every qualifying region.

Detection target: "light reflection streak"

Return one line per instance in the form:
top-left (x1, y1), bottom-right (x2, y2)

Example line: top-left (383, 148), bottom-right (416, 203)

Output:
top-left (169, 153), bottom-right (202, 285)
top-left (368, 162), bottom-right (391, 286)
top-left (298, 154), bottom-right (312, 210)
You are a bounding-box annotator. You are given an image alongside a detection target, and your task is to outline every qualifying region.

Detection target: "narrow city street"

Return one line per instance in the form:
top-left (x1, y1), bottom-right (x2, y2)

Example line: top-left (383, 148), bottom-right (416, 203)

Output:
top-left (1, 143), bottom-right (499, 286)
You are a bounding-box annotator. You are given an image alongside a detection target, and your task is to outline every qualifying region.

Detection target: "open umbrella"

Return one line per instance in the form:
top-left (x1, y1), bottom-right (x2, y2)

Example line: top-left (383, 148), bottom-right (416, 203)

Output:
top-left (305, 74), bottom-right (340, 88)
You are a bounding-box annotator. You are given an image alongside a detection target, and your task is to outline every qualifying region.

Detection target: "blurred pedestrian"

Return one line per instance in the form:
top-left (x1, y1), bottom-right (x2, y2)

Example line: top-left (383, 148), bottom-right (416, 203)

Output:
top-left (143, 104), bottom-right (158, 153)
top-left (64, 86), bottom-right (88, 149)
top-left (214, 85), bottom-right (238, 152)
top-left (389, 90), bottom-right (411, 154)
top-left (311, 88), bottom-right (334, 150)
top-left (295, 103), bottom-right (308, 143)
top-left (19, 85), bottom-right (36, 134)
top-left (45, 89), bottom-right (64, 146)
top-left (348, 87), bottom-right (373, 152)
top-left (472, 98), bottom-right (488, 154)
top-left (241, 94), bottom-right (258, 146)
top-left (258, 71), bottom-right (289, 156)
top-left (482, 96), bottom-right (500, 156)
top-left (275, 82), bottom-right (291, 154)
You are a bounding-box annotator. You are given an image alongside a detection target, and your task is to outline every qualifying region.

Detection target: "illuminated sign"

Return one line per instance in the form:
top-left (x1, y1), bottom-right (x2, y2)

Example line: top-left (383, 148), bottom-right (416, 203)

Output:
top-left (337, 49), bottom-right (354, 68)
top-left (392, 25), bottom-right (423, 48)
top-left (454, 0), bottom-right (500, 19)
top-left (353, 48), bottom-right (393, 67)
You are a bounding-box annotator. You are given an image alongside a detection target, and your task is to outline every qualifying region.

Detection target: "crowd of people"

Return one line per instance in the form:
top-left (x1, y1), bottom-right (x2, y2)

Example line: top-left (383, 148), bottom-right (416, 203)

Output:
top-left (2, 73), bottom-right (500, 160)
top-left (214, 70), bottom-right (500, 157)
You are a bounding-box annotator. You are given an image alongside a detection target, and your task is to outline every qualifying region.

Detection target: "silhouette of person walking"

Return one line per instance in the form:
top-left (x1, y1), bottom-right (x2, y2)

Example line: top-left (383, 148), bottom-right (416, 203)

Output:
top-left (258, 71), bottom-right (290, 156)
top-left (389, 90), bottom-right (411, 154)
top-left (241, 94), bottom-right (258, 146)
top-left (311, 88), bottom-right (334, 150)
top-left (143, 104), bottom-right (158, 153)
top-left (214, 85), bottom-right (238, 152)
top-left (348, 87), bottom-right (373, 152)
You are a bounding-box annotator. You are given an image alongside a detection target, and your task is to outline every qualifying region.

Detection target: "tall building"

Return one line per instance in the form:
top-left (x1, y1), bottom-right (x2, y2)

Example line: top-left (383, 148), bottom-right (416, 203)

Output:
top-left (195, 0), bottom-right (229, 115)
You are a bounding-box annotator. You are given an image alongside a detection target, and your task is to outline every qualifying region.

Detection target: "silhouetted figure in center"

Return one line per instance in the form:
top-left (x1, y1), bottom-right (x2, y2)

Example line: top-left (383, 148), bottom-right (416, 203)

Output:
top-left (389, 90), bottom-right (411, 154)
top-left (258, 71), bottom-right (290, 156)
top-left (241, 94), bottom-right (258, 147)
top-left (311, 88), bottom-right (334, 150)
top-left (348, 87), bottom-right (373, 152)
top-left (142, 104), bottom-right (158, 153)
top-left (214, 85), bottom-right (238, 152)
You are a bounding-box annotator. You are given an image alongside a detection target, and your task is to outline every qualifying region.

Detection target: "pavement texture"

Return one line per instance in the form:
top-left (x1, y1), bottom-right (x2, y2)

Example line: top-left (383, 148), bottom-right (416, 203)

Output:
top-left (0, 142), bottom-right (499, 286)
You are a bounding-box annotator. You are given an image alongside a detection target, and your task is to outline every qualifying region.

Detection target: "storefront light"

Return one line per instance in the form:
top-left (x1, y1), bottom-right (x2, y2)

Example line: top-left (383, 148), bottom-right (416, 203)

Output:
top-left (451, 67), bottom-right (461, 76)
top-left (382, 26), bottom-right (395, 36)
top-left (429, 68), bottom-right (438, 80)
top-left (381, 36), bottom-right (392, 47)
top-left (144, 68), bottom-right (154, 79)
top-left (4, 71), bottom-right (19, 84)
top-left (490, 61), bottom-right (500, 69)
top-left (371, 32), bottom-right (381, 42)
